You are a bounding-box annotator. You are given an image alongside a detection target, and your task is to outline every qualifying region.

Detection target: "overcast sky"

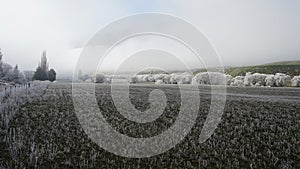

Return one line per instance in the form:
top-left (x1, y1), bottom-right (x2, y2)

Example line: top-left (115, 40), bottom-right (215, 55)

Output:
top-left (0, 0), bottom-right (299, 74)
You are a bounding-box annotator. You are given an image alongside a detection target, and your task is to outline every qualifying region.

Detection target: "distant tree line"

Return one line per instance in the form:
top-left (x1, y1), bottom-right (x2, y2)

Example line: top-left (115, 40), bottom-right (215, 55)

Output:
top-left (0, 48), bottom-right (26, 84)
top-left (0, 49), bottom-right (57, 84)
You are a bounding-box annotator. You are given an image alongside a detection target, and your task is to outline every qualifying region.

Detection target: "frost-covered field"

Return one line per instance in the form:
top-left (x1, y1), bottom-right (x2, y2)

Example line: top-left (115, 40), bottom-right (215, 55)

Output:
top-left (0, 82), bottom-right (299, 168)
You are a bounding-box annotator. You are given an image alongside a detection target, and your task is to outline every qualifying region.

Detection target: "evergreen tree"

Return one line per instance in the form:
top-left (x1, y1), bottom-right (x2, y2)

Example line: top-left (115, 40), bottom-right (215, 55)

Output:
top-left (12, 65), bottom-right (20, 82)
top-left (0, 48), bottom-right (3, 78)
top-left (48, 69), bottom-right (56, 82)
top-left (33, 67), bottom-right (48, 81)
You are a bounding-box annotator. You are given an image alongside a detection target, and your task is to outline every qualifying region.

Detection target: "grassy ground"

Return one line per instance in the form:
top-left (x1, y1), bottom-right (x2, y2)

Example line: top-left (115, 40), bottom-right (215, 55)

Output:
top-left (0, 83), bottom-right (300, 168)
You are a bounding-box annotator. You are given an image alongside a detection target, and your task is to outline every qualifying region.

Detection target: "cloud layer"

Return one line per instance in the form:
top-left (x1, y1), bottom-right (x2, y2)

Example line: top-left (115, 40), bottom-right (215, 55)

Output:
top-left (0, 0), bottom-right (299, 74)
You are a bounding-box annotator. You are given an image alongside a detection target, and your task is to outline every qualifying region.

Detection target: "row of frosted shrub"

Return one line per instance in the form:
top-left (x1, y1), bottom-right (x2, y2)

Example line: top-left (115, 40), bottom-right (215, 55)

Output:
top-left (127, 72), bottom-right (300, 87)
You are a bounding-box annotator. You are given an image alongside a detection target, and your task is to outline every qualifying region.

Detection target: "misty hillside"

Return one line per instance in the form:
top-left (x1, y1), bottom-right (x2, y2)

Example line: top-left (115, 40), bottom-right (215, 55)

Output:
top-left (262, 60), bottom-right (300, 66)
top-left (194, 60), bottom-right (300, 77)
top-left (226, 60), bottom-right (300, 77)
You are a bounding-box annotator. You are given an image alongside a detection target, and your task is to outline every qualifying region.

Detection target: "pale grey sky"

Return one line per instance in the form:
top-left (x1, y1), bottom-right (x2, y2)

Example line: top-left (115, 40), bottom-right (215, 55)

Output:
top-left (0, 0), bottom-right (299, 74)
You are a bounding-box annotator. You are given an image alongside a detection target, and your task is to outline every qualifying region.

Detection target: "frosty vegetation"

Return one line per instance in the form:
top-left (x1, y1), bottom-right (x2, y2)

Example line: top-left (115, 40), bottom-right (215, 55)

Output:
top-left (192, 72), bottom-right (226, 85)
top-left (228, 72), bottom-right (293, 87)
top-left (0, 49), bottom-right (56, 85)
top-left (0, 81), bottom-right (51, 168)
top-left (73, 56), bottom-right (298, 88)
top-left (0, 81), bottom-right (50, 129)
top-left (291, 76), bottom-right (300, 87)
top-left (81, 70), bottom-right (299, 88)
top-left (170, 72), bottom-right (193, 84)
top-left (127, 71), bottom-right (299, 87)
top-left (230, 76), bottom-right (245, 87)
top-left (129, 73), bottom-right (193, 85)
top-left (155, 79), bottom-right (164, 85)
top-left (0, 49), bottom-right (26, 84)
top-left (92, 73), bottom-right (112, 84)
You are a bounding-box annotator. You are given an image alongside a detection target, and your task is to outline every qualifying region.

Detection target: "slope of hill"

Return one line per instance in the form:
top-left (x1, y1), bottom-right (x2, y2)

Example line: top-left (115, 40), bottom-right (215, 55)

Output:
top-left (194, 60), bottom-right (300, 77)
top-left (262, 60), bottom-right (300, 66)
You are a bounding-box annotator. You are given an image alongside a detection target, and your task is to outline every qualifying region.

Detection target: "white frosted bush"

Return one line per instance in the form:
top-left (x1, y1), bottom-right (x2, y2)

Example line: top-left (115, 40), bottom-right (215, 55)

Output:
top-left (291, 76), bottom-right (300, 87)
top-left (154, 74), bottom-right (171, 84)
top-left (230, 76), bottom-right (245, 86)
top-left (85, 79), bottom-right (93, 83)
top-left (244, 72), bottom-right (267, 86)
top-left (147, 74), bottom-right (155, 82)
top-left (142, 75), bottom-right (149, 82)
top-left (274, 73), bottom-right (291, 87)
top-left (170, 74), bottom-right (179, 84)
top-left (265, 75), bottom-right (275, 87)
top-left (129, 75), bottom-right (138, 84)
top-left (135, 75), bottom-right (143, 82)
top-left (192, 72), bottom-right (226, 85)
top-left (129, 74), bottom-right (156, 83)
top-left (93, 73), bottom-right (111, 83)
top-left (225, 75), bottom-right (233, 86)
top-left (154, 74), bottom-right (165, 81)
top-left (163, 75), bottom-right (171, 84)
top-left (170, 72), bottom-right (193, 84)
top-left (155, 79), bottom-right (164, 85)
top-left (138, 75), bottom-right (147, 82)
top-left (139, 74), bottom-right (155, 82)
